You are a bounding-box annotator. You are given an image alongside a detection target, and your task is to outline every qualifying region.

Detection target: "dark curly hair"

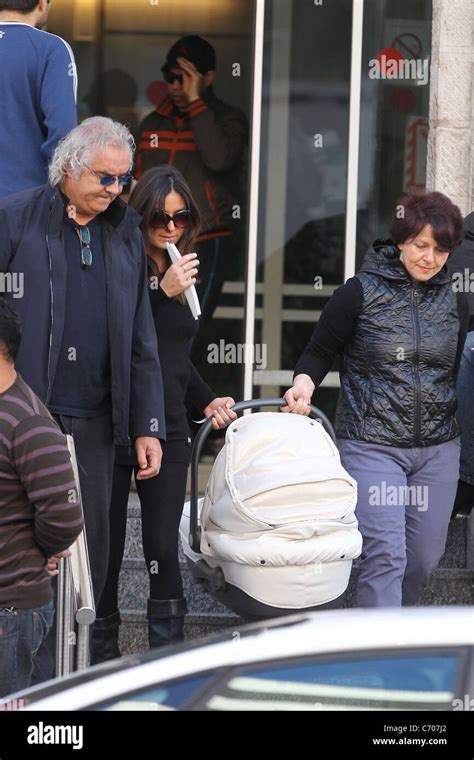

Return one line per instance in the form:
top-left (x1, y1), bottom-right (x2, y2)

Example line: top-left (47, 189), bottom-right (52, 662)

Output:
top-left (391, 189), bottom-right (463, 255)
top-left (0, 298), bottom-right (21, 363)
top-left (0, 1), bottom-right (41, 12)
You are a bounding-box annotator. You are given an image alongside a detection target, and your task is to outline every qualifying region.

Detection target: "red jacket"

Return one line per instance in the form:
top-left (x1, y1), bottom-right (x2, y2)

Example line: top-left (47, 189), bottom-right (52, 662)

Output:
top-left (136, 90), bottom-right (248, 236)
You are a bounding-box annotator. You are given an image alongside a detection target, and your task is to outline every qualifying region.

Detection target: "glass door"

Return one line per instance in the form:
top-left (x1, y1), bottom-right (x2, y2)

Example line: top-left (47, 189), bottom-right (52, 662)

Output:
top-left (248, 0), bottom-right (353, 418)
top-left (247, 0), bottom-right (432, 421)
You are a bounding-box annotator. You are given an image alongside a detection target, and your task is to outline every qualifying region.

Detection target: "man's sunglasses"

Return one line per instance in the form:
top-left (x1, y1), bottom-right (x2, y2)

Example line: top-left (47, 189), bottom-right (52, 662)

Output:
top-left (163, 71), bottom-right (183, 85)
top-left (75, 226), bottom-right (92, 270)
top-left (150, 209), bottom-right (191, 230)
top-left (88, 168), bottom-right (133, 187)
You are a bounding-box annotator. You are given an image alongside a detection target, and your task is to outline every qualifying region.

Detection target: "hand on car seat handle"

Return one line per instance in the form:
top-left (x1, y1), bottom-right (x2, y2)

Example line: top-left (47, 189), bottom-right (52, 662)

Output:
top-left (281, 374), bottom-right (315, 415)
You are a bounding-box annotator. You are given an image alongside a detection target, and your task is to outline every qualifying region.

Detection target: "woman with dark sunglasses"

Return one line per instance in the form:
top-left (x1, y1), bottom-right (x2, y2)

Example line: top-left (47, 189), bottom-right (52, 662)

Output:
top-left (93, 166), bottom-right (236, 658)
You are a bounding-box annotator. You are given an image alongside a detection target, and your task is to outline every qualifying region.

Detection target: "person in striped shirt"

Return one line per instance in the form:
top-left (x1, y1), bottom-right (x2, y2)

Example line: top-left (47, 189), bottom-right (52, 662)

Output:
top-left (0, 299), bottom-right (83, 698)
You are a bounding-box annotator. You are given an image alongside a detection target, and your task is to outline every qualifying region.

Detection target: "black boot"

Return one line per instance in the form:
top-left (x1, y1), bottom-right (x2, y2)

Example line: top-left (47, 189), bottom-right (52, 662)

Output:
top-left (147, 598), bottom-right (187, 650)
top-left (91, 611), bottom-right (121, 664)
top-left (451, 479), bottom-right (474, 519)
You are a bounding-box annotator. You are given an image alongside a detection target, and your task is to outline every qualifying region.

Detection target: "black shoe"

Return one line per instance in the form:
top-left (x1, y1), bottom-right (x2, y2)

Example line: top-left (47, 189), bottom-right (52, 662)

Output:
top-left (147, 598), bottom-right (187, 650)
top-left (91, 611), bottom-right (121, 664)
top-left (451, 479), bottom-right (474, 519)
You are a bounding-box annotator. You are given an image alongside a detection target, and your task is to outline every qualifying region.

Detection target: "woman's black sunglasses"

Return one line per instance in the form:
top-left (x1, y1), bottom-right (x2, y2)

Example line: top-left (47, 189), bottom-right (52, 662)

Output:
top-left (150, 209), bottom-right (191, 230)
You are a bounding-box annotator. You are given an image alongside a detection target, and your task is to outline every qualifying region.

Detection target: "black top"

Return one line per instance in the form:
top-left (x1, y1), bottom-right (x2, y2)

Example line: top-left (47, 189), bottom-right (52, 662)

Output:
top-left (49, 213), bottom-right (111, 417)
top-left (116, 277), bottom-right (215, 465)
top-left (149, 284), bottom-right (215, 440)
top-left (295, 276), bottom-right (469, 387)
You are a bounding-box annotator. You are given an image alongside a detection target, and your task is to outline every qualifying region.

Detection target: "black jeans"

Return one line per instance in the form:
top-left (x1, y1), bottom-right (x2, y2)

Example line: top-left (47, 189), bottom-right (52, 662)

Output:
top-left (31, 413), bottom-right (115, 684)
top-left (98, 454), bottom-right (189, 617)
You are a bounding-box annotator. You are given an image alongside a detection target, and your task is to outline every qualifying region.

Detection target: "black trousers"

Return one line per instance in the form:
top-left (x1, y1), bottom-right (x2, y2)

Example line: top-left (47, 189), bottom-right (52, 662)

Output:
top-left (98, 453), bottom-right (189, 618)
top-left (31, 413), bottom-right (115, 684)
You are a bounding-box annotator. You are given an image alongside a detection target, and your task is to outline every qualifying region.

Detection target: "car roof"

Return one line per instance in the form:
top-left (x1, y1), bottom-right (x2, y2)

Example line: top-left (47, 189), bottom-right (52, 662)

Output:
top-left (18, 606), bottom-right (474, 710)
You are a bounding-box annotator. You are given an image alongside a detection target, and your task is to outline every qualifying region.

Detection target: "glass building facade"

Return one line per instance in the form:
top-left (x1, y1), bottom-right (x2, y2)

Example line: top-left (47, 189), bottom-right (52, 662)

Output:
top-left (48, 0), bottom-right (433, 420)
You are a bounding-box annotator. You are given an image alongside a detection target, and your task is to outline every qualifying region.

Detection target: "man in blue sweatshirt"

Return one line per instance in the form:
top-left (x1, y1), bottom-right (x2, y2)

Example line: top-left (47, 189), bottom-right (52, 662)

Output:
top-left (0, 0), bottom-right (77, 197)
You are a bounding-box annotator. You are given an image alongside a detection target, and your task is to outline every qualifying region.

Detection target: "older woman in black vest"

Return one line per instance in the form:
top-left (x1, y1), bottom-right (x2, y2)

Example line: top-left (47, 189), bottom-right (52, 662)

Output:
top-left (283, 190), bottom-right (468, 607)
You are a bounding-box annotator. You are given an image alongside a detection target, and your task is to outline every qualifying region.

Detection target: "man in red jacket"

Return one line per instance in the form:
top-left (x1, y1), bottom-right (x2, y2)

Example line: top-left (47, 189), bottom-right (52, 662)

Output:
top-left (136, 35), bottom-right (248, 328)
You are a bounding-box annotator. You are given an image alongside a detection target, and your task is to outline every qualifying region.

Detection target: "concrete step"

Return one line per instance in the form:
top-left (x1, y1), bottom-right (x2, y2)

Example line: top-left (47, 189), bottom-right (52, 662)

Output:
top-left (120, 560), bottom-right (474, 614)
top-left (119, 610), bottom-right (241, 656)
top-left (118, 489), bottom-right (473, 655)
top-left (118, 560), bottom-right (231, 615)
top-left (118, 566), bottom-right (474, 656)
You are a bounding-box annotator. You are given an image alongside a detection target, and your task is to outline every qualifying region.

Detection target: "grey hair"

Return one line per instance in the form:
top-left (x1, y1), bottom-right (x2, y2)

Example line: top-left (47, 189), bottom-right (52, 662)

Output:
top-left (48, 116), bottom-right (135, 186)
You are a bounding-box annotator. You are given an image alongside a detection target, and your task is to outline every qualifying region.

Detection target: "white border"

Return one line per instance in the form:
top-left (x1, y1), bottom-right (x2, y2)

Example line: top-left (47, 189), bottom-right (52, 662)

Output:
top-left (243, 0), bottom-right (266, 401)
top-left (344, 0), bottom-right (365, 282)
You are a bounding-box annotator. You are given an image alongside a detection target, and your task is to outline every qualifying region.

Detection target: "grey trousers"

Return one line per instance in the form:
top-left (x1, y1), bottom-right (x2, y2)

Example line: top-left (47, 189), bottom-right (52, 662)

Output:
top-left (31, 412), bottom-right (115, 684)
top-left (337, 437), bottom-right (461, 608)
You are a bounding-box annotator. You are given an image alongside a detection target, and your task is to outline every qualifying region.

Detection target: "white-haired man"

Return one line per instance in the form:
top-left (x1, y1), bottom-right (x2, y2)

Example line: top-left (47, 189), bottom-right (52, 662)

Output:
top-left (0, 116), bottom-right (165, 681)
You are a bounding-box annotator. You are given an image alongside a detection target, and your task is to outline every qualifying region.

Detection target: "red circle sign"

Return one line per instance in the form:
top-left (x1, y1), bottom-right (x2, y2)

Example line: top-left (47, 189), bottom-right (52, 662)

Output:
top-left (146, 80), bottom-right (168, 106)
top-left (375, 47), bottom-right (404, 76)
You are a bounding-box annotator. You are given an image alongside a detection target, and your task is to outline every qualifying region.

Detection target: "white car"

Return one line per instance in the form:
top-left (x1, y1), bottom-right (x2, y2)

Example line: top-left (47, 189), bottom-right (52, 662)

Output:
top-left (5, 607), bottom-right (474, 712)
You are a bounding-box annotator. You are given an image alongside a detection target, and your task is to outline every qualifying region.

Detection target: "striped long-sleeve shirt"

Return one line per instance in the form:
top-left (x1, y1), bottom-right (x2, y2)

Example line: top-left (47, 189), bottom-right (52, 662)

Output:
top-left (0, 373), bottom-right (83, 609)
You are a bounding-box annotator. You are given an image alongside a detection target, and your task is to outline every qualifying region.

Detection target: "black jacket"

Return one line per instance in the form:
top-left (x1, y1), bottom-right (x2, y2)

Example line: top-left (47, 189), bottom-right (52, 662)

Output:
top-left (448, 212), bottom-right (474, 328)
top-left (295, 241), bottom-right (469, 448)
top-left (0, 184), bottom-right (166, 446)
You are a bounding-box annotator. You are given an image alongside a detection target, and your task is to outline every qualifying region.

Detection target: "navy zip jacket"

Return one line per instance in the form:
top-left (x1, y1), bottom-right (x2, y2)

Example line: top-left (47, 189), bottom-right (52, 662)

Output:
top-left (0, 184), bottom-right (166, 446)
top-left (0, 22), bottom-right (77, 197)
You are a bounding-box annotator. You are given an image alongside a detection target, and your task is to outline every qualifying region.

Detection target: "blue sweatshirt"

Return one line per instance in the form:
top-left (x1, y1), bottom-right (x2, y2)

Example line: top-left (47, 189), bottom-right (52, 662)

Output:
top-left (0, 22), bottom-right (77, 198)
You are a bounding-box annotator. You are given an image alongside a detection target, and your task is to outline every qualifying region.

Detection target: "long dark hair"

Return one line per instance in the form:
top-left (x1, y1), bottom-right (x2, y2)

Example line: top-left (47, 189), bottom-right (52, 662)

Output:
top-left (129, 167), bottom-right (201, 304)
top-left (129, 165), bottom-right (201, 259)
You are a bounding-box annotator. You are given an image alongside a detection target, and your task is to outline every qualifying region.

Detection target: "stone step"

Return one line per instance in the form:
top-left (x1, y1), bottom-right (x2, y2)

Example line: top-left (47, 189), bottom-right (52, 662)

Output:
top-left (118, 487), bottom-right (473, 656)
top-left (119, 559), bottom-right (474, 612)
top-left (119, 610), bottom-right (240, 656)
top-left (118, 566), bottom-right (474, 656)
top-left (118, 560), bottom-right (231, 615)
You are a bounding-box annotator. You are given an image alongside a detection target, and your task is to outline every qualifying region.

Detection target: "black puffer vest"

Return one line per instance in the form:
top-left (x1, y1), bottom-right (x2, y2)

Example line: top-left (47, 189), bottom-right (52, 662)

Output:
top-left (335, 241), bottom-right (461, 447)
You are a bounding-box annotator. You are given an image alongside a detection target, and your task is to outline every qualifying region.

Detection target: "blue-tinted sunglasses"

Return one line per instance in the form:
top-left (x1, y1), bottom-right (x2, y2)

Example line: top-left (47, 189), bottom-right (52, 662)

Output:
top-left (87, 168), bottom-right (133, 187)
